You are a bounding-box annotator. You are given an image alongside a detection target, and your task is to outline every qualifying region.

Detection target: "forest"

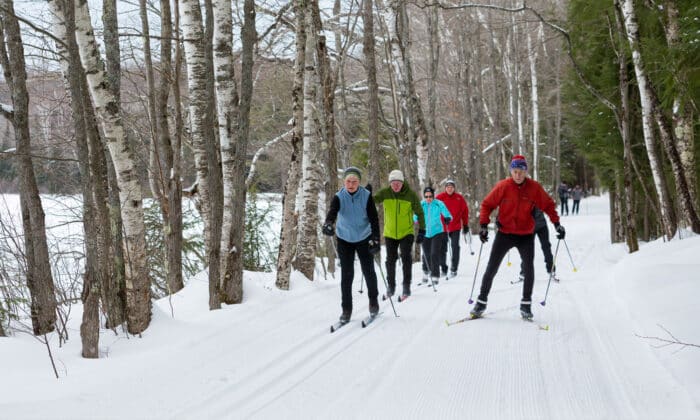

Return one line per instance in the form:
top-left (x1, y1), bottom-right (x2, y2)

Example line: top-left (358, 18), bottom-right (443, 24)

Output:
top-left (0, 0), bottom-right (697, 359)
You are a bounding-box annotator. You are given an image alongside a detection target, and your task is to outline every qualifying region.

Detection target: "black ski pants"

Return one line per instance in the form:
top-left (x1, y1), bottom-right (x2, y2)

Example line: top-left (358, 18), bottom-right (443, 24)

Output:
top-left (385, 235), bottom-right (414, 290)
top-left (439, 230), bottom-right (461, 274)
top-left (560, 196), bottom-right (569, 215)
top-left (478, 232), bottom-right (535, 304)
top-left (421, 232), bottom-right (446, 278)
top-left (572, 200), bottom-right (580, 214)
top-left (520, 225), bottom-right (554, 275)
top-left (337, 237), bottom-right (379, 311)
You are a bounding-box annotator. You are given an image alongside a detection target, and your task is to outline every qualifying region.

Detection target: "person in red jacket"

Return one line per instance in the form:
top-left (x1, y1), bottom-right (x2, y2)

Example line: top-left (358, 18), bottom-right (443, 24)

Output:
top-left (436, 180), bottom-right (469, 279)
top-left (470, 155), bottom-right (565, 320)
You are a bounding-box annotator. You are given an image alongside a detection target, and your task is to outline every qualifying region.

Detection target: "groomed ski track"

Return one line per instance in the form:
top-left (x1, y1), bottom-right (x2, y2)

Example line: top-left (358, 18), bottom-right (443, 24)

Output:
top-left (171, 197), bottom-right (696, 419)
top-left (3, 195), bottom-right (697, 420)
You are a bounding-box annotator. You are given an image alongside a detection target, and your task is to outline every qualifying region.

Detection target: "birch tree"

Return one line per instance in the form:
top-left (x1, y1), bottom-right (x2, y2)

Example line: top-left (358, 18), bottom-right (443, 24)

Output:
top-left (363, 0), bottom-right (381, 192)
top-left (0, 0), bottom-right (57, 335)
top-left (217, 0), bottom-right (256, 303)
top-left (74, 0), bottom-right (151, 333)
top-left (294, 0), bottom-right (325, 280)
top-left (619, 0), bottom-right (700, 236)
top-left (180, 0), bottom-right (223, 309)
top-left (276, 0), bottom-right (306, 290)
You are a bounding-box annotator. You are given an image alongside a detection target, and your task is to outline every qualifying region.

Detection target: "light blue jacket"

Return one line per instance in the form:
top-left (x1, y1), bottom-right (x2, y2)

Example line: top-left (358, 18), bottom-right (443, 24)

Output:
top-left (417, 199), bottom-right (452, 238)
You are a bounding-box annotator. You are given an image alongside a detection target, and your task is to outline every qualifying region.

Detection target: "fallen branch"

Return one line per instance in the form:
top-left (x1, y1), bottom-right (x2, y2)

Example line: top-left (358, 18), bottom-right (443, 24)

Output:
top-left (635, 324), bottom-right (700, 350)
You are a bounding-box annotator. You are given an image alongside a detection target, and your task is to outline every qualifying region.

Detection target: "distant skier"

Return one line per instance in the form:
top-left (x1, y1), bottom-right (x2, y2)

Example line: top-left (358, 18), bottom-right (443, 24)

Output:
top-left (418, 186), bottom-right (452, 286)
top-left (558, 181), bottom-right (570, 216)
top-left (471, 155), bottom-right (564, 320)
top-left (571, 185), bottom-right (584, 215)
top-left (436, 179), bottom-right (470, 279)
top-left (323, 167), bottom-right (380, 323)
top-left (518, 207), bottom-right (557, 283)
top-left (373, 170), bottom-right (425, 300)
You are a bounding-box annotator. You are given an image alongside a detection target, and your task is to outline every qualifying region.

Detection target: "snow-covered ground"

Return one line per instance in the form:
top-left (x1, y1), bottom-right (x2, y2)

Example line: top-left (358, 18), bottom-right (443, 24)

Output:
top-left (1, 194), bottom-right (699, 419)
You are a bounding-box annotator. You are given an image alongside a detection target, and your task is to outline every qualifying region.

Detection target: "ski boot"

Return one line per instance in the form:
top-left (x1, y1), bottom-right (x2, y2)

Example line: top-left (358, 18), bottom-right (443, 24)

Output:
top-left (339, 308), bottom-right (352, 323)
top-left (520, 302), bottom-right (533, 320)
top-left (447, 271), bottom-right (457, 280)
top-left (431, 277), bottom-right (439, 286)
top-left (470, 300), bottom-right (487, 318)
top-left (369, 297), bottom-right (379, 316)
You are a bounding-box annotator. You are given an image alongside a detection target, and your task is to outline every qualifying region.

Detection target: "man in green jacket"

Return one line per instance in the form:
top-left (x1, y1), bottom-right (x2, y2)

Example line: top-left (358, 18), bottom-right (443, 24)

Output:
top-left (374, 170), bottom-right (425, 299)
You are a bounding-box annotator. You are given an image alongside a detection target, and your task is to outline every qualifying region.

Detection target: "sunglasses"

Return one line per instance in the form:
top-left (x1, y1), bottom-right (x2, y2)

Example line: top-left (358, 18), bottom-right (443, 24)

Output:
top-left (424, 195), bottom-right (434, 198)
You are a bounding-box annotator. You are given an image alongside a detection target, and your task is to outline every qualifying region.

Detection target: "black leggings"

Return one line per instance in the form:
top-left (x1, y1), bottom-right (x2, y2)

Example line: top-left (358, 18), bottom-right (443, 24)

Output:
top-left (337, 237), bottom-right (379, 311)
top-left (478, 232), bottom-right (535, 304)
top-left (421, 232), bottom-right (446, 278)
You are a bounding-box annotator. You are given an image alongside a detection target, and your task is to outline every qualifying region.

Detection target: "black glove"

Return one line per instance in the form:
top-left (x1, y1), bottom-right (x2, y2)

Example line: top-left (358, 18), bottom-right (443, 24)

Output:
top-left (368, 237), bottom-right (380, 255)
top-left (322, 223), bottom-right (335, 236)
top-left (555, 223), bottom-right (566, 240)
top-left (416, 229), bottom-right (426, 244)
top-left (479, 224), bottom-right (489, 243)
top-left (462, 226), bottom-right (470, 235)
top-left (444, 217), bottom-right (452, 225)
top-left (365, 183), bottom-right (372, 193)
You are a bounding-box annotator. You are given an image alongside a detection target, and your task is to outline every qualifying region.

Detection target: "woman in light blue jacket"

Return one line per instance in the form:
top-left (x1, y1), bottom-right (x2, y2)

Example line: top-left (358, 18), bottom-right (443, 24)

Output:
top-left (418, 187), bottom-right (452, 285)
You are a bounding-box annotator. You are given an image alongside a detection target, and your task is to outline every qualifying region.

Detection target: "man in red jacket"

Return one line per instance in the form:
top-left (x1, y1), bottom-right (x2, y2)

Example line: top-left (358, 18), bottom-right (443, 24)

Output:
top-left (436, 180), bottom-right (469, 279)
top-left (470, 155), bottom-right (565, 320)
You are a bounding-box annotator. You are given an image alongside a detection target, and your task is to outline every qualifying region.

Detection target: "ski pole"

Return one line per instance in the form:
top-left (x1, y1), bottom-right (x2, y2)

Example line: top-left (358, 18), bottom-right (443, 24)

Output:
top-left (420, 251), bottom-right (438, 293)
top-left (562, 238), bottom-right (578, 272)
top-left (540, 239), bottom-right (562, 306)
top-left (467, 242), bottom-right (484, 304)
top-left (374, 252), bottom-right (398, 317)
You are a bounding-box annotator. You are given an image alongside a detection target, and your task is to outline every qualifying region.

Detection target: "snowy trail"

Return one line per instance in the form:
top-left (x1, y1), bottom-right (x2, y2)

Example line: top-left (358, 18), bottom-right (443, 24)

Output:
top-left (2, 195), bottom-right (699, 420)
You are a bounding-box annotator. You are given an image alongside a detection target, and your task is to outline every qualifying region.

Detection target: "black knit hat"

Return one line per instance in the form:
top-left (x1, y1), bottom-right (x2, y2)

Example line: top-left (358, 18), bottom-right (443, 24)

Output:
top-left (343, 166), bottom-right (362, 181)
top-left (423, 186), bottom-right (435, 195)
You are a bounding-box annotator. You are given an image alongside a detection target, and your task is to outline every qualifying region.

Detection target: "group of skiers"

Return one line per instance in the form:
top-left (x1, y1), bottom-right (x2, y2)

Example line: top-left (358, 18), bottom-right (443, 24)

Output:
top-left (323, 154), bottom-right (567, 324)
top-left (558, 181), bottom-right (585, 216)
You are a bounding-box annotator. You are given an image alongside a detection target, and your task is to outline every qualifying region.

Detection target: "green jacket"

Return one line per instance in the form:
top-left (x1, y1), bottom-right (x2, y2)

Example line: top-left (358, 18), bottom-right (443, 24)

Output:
top-left (374, 184), bottom-right (425, 240)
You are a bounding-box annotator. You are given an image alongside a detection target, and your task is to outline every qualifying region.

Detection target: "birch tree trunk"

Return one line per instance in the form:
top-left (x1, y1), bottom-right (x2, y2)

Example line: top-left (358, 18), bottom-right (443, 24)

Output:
top-left (99, 0), bottom-right (126, 327)
top-left (48, 0), bottom-right (110, 356)
top-left (180, 0), bottom-right (223, 308)
top-left (0, 0), bottom-right (57, 335)
top-left (527, 22), bottom-right (540, 180)
top-left (157, 0), bottom-right (184, 294)
top-left (311, 0), bottom-right (337, 276)
top-left (275, 0), bottom-right (305, 290)
top-left (663, 0), bottom-right (698, 216)
top-left (74, 0), bottom-right (151, 333)
top-left (426, 6), bottom-right (440, 183)
top-left (619, 0), bottom-right (700, 235)
top-left (294, 0), bottom-right (325, 281)
top-left (363, 0), bottom-right (381, 192)
top-left (218, 0), bottom-right (256, 303)
top-left (612, 5), bottom-right (639, 252)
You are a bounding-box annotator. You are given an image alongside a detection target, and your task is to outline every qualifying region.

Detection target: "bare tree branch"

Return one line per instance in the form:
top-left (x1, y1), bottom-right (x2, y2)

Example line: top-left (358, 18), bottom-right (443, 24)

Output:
top-left (636, 324), bottom-right (700, 350)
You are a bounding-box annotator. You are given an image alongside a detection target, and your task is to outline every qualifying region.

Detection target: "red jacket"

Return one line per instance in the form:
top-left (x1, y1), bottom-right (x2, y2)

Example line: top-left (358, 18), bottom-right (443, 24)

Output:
top-left (436, 191), bottom-right (469, 232)
top-left (479, 178), bottom-right (559, 235)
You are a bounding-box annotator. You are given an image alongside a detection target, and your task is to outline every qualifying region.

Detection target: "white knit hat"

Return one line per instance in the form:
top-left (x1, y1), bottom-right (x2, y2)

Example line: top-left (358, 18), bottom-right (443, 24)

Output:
top-left (388, 169), bottom-right (404, 183)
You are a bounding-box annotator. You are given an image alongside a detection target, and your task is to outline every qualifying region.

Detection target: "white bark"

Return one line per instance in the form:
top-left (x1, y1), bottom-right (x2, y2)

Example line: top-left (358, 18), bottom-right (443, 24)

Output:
top-left (294, 1), bottom-right (324, 281)
top-left (619, 0), bottom-right (675, 239)
top-left (527, 22), bottom-right (540, 180)
top-left (73, 0), bottom-right (150, 333)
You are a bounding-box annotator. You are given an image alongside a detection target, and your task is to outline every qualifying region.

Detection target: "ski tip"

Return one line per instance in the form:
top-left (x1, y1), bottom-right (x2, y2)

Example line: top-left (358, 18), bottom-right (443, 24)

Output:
top-left (330, 325), bottom-right (335, 333)
top-left (361, 321), bottom-right (367, 328)
top-left (539, 324), bottom-right (550, 331)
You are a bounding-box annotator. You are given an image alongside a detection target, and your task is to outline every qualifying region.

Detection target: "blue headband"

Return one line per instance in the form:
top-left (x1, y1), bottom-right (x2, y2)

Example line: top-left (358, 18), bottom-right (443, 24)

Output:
top-left (510, 159), bottom-right (527, 171)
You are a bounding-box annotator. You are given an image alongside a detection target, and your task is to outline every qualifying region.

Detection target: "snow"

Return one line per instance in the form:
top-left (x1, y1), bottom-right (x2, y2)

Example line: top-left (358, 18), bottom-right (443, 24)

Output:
top-left (1, 194), bottom-right (700, 419)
